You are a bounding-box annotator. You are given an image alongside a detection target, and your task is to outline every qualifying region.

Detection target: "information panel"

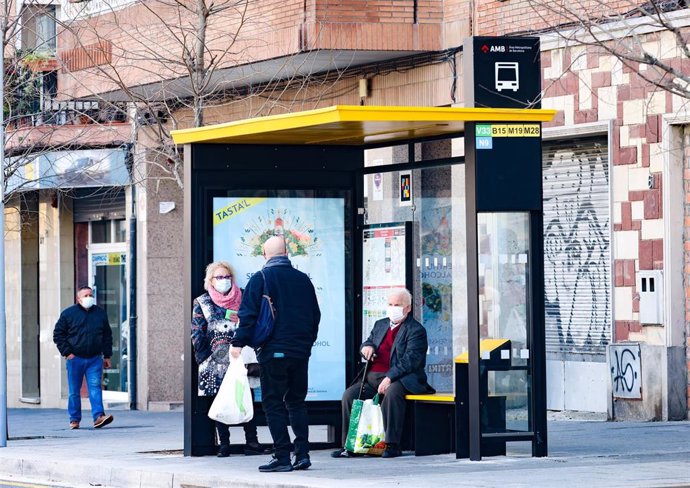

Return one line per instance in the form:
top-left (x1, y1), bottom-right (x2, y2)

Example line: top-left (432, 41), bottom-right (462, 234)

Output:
top-left (362, 223), bottom-right (410, 339)
top-left (212, 196), bottom-right (345, 401)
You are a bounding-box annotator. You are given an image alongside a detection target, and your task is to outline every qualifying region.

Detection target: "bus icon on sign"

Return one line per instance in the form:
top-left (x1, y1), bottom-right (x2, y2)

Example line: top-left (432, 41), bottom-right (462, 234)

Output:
top-left (495, 62), bottom-right (519, 92)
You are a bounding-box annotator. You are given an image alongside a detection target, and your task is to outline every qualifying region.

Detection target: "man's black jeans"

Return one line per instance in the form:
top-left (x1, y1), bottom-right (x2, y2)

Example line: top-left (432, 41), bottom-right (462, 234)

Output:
top-left (260, 356), bottom-right (310, 462)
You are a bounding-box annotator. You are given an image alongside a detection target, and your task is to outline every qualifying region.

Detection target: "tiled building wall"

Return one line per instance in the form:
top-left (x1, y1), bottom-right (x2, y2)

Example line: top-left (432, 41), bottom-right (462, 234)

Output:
top-left (541, 30), bottom-right (680, 344)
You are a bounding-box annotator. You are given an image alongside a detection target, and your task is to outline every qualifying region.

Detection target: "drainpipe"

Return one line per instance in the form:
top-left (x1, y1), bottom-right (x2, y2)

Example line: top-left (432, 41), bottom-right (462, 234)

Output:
top-left (128, 184), bottom-right (138, 410)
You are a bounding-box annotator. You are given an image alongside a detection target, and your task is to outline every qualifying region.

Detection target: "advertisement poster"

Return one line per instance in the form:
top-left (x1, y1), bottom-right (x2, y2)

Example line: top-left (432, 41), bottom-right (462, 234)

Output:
top-left (213, 196), bottom-right (345, 401)
top-left (399, 172), bottom-right (412, 206)
top-left (362, 223), bottom-right (407, 340)
top-left (421, 200), bottom-right (453, 393)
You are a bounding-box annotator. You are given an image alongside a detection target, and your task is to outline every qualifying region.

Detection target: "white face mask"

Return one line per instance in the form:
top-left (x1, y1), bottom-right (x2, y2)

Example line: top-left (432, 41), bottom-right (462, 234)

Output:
top-left (386, 306), bottom-right (406, 324)
top-left (80, 296), bottom-right (95, 309)
top-left (214, 279), bottom-right (232, 294)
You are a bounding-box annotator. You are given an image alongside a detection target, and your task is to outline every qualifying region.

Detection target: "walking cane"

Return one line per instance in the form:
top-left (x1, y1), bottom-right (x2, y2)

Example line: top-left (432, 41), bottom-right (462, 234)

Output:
top-left (358, 355), bottom-right (372, 400)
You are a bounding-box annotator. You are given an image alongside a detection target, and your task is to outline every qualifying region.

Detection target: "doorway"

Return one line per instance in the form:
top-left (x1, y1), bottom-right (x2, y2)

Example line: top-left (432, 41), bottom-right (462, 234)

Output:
top-left (88, 243), bottom-right (127, 398)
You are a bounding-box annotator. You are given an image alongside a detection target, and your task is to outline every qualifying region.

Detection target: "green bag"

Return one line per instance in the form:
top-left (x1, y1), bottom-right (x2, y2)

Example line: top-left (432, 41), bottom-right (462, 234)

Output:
top-left (344, 394), bottom-right (386, 455)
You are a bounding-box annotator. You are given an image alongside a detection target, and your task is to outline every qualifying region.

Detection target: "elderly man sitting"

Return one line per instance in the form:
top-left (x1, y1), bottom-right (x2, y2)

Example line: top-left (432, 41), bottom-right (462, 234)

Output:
top-left (332, 288), bottom-right (434, 458)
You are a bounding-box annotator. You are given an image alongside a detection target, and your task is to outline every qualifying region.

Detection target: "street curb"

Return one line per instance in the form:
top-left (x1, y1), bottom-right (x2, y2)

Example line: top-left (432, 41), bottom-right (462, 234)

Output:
top-left (0, 455), bottom-right (324, 488)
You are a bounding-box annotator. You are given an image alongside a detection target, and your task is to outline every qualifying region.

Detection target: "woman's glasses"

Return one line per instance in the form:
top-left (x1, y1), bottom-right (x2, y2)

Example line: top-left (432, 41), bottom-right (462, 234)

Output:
top-left (213, 275), bottom-right (232, 280)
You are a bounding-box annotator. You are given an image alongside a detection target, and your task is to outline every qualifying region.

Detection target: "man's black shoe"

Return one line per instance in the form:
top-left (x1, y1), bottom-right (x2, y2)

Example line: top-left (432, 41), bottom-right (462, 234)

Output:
top-left (258, 456), bottom-right (294, 472)
top-left (245, 441), bottom-right (270, 456)
top-left (292, 457), bottom-right (312, 470)
top-left (330, 448), bottom-right (352, 458)
top-left (217, 444), bottom-right (231, 458)
top-left (382, 444), bottom-right (402, 458)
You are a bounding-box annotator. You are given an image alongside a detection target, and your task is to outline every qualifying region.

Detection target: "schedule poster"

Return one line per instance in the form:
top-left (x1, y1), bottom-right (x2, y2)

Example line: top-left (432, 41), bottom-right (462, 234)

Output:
top-left (362, 223), bottom-right (409, 340)
top-left (213, 196), bottom-right (345, 401)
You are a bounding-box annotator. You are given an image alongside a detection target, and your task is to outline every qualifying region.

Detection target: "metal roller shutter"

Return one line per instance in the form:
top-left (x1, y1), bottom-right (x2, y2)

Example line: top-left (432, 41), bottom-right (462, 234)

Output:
top-left (542, 137), bottom-right (611, 357)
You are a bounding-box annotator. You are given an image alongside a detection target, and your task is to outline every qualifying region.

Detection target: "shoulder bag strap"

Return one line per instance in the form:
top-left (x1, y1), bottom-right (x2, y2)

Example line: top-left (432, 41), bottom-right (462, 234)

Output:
top-left (259, 269), bottom-right (270, 296)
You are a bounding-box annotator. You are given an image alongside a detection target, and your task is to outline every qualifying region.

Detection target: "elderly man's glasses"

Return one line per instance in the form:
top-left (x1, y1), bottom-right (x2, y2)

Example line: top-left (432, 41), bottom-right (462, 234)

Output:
top-left (213, 275), bottom-right (232, 280)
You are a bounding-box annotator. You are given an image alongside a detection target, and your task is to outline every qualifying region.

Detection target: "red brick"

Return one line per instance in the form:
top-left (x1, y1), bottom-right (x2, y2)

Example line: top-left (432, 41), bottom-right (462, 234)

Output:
top-left (618, 85), bottom-right (631, 101)
top-left (646, 115), bottom-right (660, 143)
top-left (631, 220), bottom-right (641, 230)
top-left (640, 239), bottom-right (653, 270)
top-left (630, 124), bottom-right (646, 139)
top-left (628, 320), bottom-right (641, 333)
top-left (587, 51), bottom-right (600, 69)
top-left (614, 223), bottom-right (622, 231)
top-left (623, 259), bottom-right (636, 287)
top-left (614, 260), bottom-right (624, 287)
top-left (629, 190), bottom-right (646, 201)
top-left (591, 71), bottom-right (611, 88)
top-left (644, 190), bottom-right (661, 219)
top-left (621, 201), bottom-right (632, 230)
top-left (615, 321), bottom-right (630, 341)
top-left (617, 146), bottom-right (637, 165)
top-left (641, 144), bottom-right (650, 167)
top-left (541, 52), bottom-right (551, 69)
top-left (652, 239), bottom-right (663, 263)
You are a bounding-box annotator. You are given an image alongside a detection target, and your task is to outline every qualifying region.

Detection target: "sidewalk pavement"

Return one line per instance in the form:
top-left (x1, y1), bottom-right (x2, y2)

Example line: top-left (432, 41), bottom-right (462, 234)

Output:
top-left (0, 408), bottom-right (688, 488)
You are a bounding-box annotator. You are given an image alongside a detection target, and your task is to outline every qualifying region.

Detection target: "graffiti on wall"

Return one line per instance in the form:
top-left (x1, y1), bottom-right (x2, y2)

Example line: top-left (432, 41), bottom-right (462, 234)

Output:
top-left (543, 143), bottom-right (611, 355)
top-left (609, 344), bottom-right (642, 399)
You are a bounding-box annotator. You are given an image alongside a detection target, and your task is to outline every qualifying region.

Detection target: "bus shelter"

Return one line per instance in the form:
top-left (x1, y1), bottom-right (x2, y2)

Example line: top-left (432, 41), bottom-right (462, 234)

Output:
top-left (172, 104), bottom-right (556, 460)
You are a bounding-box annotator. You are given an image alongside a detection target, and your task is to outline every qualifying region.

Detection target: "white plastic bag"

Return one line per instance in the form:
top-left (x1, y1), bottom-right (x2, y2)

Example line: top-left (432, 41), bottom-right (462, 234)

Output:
top-left (344, 394), bottom-right (386, 455)
top-left (208, 355), bottom-right (254, 425)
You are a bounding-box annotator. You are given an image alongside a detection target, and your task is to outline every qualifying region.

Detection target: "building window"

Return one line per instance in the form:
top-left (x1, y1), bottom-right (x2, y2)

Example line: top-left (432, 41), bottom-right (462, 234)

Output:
top-left (21, 5), bottom-right (57, 55)
top-left (90, 219), bottom-right (127, 244)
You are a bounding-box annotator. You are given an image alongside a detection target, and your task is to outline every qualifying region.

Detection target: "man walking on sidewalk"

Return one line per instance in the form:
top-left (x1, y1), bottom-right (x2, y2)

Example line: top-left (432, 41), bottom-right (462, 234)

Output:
top-left (53, 286), bottom-right (115, 430)
top-left (231, 236), bottom-right (321, 473)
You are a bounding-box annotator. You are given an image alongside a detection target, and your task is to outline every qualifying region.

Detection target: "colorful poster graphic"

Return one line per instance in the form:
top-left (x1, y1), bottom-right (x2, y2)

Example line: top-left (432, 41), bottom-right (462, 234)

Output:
top-left (213, 197), bottom-right (346, 401)
top-left (421, 200), bottom-right (453, 393)
top-left (399, 172), bottom-right (412, 206)
top-left (362, 224), bottom-right (407, 339)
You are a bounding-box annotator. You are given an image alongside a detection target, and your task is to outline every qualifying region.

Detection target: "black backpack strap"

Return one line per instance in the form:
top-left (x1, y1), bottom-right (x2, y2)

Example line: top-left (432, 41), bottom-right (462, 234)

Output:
top-left (259, 269), bottom-right (271, 296)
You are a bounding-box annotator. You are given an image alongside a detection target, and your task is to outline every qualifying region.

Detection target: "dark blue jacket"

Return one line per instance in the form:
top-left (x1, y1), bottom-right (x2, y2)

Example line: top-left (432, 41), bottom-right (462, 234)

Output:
top-left (233, 256), bottom-right (320, 363)
top-left (360, 315), bottom-right (434, 394)
top-left (53, 304), bottom-right (113, 358)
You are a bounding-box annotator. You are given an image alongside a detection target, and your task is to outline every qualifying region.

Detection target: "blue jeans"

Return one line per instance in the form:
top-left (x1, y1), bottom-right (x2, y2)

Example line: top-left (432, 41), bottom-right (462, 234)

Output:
top-left (66, 356), bottom-right (105, 423)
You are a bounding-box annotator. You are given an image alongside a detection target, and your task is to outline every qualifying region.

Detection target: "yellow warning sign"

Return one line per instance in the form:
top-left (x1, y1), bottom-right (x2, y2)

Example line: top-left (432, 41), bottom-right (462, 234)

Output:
top-left (490, 124), bottom-right (541, 137)
top-left (213, 198), bottom-right (266, 225)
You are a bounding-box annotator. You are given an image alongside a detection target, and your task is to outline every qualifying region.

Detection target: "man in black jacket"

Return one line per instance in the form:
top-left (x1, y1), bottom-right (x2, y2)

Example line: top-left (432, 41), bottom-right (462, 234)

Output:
top-left (231, 236), bottom-right (320, 473)
top-left (53, 286), bottom-right (114, 430)
top-left (332, 288), bottom-right (433, 459)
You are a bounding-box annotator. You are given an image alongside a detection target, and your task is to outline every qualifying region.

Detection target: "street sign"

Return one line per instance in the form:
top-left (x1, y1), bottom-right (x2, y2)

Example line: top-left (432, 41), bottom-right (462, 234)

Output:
top-left (464, 36), bottom-right (541, 109)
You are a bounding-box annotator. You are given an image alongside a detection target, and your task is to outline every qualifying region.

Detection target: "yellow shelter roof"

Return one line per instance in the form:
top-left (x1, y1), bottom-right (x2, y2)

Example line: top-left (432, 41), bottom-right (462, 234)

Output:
top-left (170, 105), bottom-right (557, 146)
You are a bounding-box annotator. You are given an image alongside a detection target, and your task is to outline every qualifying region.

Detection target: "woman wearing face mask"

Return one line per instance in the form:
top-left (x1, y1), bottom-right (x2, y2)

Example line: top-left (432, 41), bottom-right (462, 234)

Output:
top-left (191, 261), bottom-right (267, 457)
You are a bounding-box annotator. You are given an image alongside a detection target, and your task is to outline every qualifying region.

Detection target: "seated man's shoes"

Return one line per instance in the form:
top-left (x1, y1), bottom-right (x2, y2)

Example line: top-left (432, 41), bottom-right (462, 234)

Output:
top-left (292, 456), bottom-right (312, 470)
top-left (217, 444), bottom-right (231, 458)
top-left (245, 441), bottom-right (270, 456)
top-left (93, 414), bottom-right (114, 429)
top-left (258, 456), bottom-right (294, 472)
top-left (331, 447), bottom-right (353, 458)
top-left (382, 443), bottom-right (402, 458)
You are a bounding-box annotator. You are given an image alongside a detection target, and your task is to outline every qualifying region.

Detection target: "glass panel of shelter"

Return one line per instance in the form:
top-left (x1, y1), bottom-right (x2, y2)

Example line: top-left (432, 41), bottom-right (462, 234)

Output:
top-left (363, 141), bottom-right (467, 394)
top-left (477, 213), bottom-right (531, 434)
top-left (364, 140), bottom-right (534, 442)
